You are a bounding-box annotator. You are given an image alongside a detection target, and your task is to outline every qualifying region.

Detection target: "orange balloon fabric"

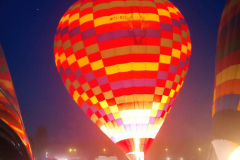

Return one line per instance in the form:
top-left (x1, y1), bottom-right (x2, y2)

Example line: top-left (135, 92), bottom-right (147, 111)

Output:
top-left (54, 0), bottom-right (191, 159)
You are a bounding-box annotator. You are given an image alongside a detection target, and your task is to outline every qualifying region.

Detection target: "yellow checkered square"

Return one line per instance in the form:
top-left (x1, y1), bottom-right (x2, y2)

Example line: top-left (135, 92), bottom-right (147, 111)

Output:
top-left (160, 55), bottom-right (171, 64)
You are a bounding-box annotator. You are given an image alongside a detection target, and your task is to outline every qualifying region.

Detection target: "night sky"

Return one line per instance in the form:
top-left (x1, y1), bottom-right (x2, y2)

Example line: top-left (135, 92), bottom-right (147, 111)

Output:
top-left (1, 0), bottom-right (227, 157)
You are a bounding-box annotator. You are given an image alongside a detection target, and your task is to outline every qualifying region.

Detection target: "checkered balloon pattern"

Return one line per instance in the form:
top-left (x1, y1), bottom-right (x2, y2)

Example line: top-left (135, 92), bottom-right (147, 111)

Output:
top-left (54, 0), bottom-right (191, 158)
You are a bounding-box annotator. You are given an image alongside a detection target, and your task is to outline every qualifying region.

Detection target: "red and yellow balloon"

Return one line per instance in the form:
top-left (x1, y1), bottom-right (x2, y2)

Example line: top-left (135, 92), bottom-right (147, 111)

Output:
top-left (54, 0), bottom-right (191, 159)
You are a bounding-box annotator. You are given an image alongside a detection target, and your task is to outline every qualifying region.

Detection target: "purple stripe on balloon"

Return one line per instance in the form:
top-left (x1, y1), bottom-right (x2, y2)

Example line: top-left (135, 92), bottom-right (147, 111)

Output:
top-left (111, 79), bottom-right (157, 89)
top-left (215, 94), bottom-right (240, 112)
top-left (84, 72), bottom-right (95, 81)
top-left (90, 105), bottom-right (97, 113)
top-left (170, 98), bottom-right (175, 105)
top-left (169, 65), bottom-right (178, 74)
top-left (185, 56), bottom-right (190, 64)
top-left (97, 32), bottom-right (112, 43)
top-left (144, 79), bottom-right (157, 86)
top-left (160, 23), bottom-right (173, 32)
top-left (74, 69), bottom-right (82, 78)
top-left (99, 109), bottom-right (106, 116)
top-left (96, 29), bottom-right (160, 43)
top-left (157, 110), bottom-right (163, 118)
top-left (163, 104), bottom-right (169, 111)
top-left (172, 19), bottom-right (181, 28)
top-left (146, 29), bottom-right (160, 37)
top-left (122, 79), bottom-right (132, 88)
top-left (132, 79), bottom-right (145, 87)
top-left (107, 114), bottom-right (114, 121)
top-left (110, 81), bottom-right (122, 90)
top-left (116, 118), bottom-right (123, 126)
top-left (149, 117), bottom-right (156, 124)
top-left (81, 28), bottom-right (96, 40)
top-left (69, 27), bottom-right (80, 38)
top-left (179, 60), bottom-right (185, 69)
top-left (56, 28), bottom-right (61, 35)
top-left (180, 17), bottom-right (186, 24)
top-left (112, 29), bottom-right (129, 39)
top-left (130, 79), bottom-right (157, 87)
top-left (128, 28), bottom-right (142, 37)
top-left (65, 67), bottom-right (72, 76)
top-left (97, 76), bottom-right (108, 85)
top-left (157, 71), bottom-right (168, 80)
top-left (59, 66), bottom-right (64, 76)
top-left (61, 26), bottom-right (69, 36)
top-left (125, 124), bottom-right (131, 132)
top-left (82, 104), bottom-right (89, 113)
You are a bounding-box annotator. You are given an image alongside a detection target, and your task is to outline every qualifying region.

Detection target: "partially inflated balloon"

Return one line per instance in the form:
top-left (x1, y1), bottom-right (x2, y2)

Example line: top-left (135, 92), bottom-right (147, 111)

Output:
top-left (54, 0), bottom-right (191, 159)
top-left (212, 0), bottom-right (240, 159)
top-left (0, 46), bottom-right (32, 159)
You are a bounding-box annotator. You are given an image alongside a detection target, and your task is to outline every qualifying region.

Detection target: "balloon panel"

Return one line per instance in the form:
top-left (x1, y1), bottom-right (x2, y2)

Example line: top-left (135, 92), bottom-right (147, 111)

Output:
top-left (212, 0), bottom-right (240, 158)
top-left (0, 46), bottom-right (32, 157)
top-left (213, 0), bottom-right (240, 115)
top-left (54, 0), bottom-right (191, 155)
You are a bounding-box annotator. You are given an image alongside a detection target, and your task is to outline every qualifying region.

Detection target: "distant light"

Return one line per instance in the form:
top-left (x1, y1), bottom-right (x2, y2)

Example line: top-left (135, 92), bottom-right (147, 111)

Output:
top-left (37, 9), bottom-right (39, 11)
top-left (180, 158), bottom-right (183, 160)
top-left (165, 148), bottom-right (168, 151)
top-left (198, 148), bottom-right (201, 151)
top-left (167, 158), bottom-right (170, 160)
top-left (69, 148), bottom-right (72, 152)
top-left (229, 147), bottom-right (240, 160)
top-left (103, 148), bottom-right (106, 152)
top-left (74, 149), bottom-right (77, 152)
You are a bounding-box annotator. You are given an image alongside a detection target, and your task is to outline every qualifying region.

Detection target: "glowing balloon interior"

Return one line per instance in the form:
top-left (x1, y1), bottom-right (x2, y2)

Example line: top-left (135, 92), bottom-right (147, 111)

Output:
top-left (54, 0), bottom-right (191, 159)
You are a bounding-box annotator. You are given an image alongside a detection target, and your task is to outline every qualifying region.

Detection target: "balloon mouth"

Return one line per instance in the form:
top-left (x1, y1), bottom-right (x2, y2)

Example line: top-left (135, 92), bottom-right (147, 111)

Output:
top-left (116, 138), bottom-right (154, 155)
top-left (126, 151), bottom-right (144, 160)
top-left (126, 138), bottom-right (145, 160)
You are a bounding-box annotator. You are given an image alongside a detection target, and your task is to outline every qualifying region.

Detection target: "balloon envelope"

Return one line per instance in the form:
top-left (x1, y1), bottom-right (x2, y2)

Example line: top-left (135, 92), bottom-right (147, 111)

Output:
top-left (54, 0), bottom-right (191, 159)
top-left (212, 0), bottom-right (240, 159)
top-left (0, 45), bottom-right (32, 159)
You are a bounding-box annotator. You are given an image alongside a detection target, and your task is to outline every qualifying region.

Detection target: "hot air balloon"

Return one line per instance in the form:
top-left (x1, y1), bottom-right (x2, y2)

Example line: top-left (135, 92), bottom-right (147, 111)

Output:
top-left (0, 45), bottom-right (33, 159)
top-left (54, 0), bottom-right (191, 159)
top-left (212, 0), bottom-right (240, 159)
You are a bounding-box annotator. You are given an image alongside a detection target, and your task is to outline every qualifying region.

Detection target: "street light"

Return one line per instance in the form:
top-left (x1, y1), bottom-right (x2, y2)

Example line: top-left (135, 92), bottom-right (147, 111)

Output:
top-left (74, 149), bottom-right (77, 152)
top-left (103, 148), bottom-right (106, 153)
top-left (198, 148), bottom-right (201, 160)
top-left (69, 148), bottom-right (72, 152)
top-left (165, 148), bottom-right (168, 159)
